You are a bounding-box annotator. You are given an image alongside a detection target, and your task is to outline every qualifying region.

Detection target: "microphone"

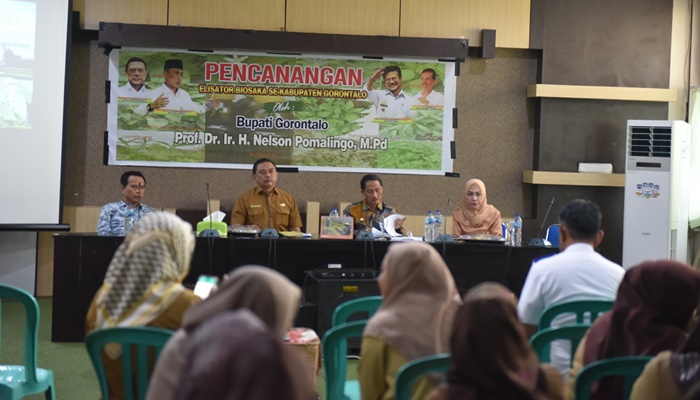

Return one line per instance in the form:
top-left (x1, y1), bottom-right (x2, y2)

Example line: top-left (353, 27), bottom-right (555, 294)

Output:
top-left (435, 198), bottom-right (454, 242)
top-left (136, 182), bottom-right (143, 216)
top-left (529, 197), bottom-right (555, 247)
top-left (200, 182), bottom-right (221, 237)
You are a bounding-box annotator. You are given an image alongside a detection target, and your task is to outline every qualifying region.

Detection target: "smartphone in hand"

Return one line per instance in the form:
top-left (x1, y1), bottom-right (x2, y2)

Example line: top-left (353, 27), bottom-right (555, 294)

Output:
top-left (193, 275), bottom-right (219, 299)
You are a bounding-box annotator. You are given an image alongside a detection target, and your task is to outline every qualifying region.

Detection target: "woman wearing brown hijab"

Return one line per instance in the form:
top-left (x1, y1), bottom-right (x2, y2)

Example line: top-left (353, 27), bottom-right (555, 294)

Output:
top-left (146, 266), bottom-right (302, 400)
top-left (631, 304), bottom-right (700, 400)
top-left (452, 178), bottom-right (502, 237)
top-left (428, 282), bottom-right (564, 400)
top-left (174, 309), bottom-right (315, 400)
top-left (567, 260), bottom-right (700, 400)
top-left (359, 242), bottom-right (462, 400)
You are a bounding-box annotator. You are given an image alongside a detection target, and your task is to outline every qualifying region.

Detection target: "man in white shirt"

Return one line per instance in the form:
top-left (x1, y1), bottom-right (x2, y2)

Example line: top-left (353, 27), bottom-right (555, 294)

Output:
top-left (414, 68), bottom-right (444, 106)
top-left (517, 199), bottom-right (624, 376)
top-left (365, 66), bottom-right (418, 119)
top-left (115, 57), bottom-right (150, 99)
top-left (137, 59), bottom-right (219, 115)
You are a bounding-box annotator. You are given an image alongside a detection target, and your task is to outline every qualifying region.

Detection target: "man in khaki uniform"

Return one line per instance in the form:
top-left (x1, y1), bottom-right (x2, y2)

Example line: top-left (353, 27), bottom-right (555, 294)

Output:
top-left (231, 158), bottom-right (302, 232)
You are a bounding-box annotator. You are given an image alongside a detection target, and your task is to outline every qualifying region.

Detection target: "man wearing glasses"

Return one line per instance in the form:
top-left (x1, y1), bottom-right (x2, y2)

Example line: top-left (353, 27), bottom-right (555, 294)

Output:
top-left (365, 66), bottom-right (418, 119)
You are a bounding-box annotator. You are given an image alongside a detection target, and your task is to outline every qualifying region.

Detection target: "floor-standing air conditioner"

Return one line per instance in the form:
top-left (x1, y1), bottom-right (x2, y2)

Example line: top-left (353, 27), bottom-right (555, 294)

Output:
top-left (622, 120), bottom-right (691, 269)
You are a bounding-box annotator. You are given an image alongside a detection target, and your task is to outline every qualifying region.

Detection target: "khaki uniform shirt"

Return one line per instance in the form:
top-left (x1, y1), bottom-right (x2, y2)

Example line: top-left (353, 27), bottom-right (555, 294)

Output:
top-left (231, 186), bottom-right (302, 231)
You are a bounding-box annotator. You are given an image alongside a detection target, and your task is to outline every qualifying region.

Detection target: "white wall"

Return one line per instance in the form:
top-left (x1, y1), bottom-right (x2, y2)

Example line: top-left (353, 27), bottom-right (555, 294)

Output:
top-left (0, 232), bottom-right (37, 294)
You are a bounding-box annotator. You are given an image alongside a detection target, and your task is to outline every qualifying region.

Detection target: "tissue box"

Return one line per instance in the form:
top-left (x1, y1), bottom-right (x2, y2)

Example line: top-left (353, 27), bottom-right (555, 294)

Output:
top-left (196, 221), bottom-right (228, 237)
top-left (578, 163), bottom-right (613, 174)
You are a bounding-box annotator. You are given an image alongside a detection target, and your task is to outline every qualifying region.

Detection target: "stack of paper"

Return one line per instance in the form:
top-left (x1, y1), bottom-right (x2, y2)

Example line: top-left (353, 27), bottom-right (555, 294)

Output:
top-left (578, 163), bottom-right (613, 174)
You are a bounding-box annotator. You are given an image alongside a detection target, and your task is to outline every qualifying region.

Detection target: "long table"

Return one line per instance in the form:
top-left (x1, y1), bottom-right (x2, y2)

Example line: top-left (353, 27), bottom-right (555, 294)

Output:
top-left (52, 234), bottom-right (557, 342)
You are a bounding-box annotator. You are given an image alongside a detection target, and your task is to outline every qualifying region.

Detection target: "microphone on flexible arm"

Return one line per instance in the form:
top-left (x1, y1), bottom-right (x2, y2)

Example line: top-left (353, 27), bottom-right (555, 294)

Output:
top-left (136, 182), bottom-right (142, 216)
top-left (435, 198), bottom-right (454, 242)
top-left (528, 197), bottom-right (555, 247)
top-left (200, 182), bottom-right (221, 237)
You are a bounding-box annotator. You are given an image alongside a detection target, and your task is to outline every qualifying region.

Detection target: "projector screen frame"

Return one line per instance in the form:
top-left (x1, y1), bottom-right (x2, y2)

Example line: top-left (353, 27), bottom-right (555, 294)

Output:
top-left (0, 0), bottom-right (75, 232)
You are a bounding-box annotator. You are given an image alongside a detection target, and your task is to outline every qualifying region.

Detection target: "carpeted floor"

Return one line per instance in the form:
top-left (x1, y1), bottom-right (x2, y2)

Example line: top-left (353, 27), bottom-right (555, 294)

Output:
top-left (2, 298), bottom-right (357, 399)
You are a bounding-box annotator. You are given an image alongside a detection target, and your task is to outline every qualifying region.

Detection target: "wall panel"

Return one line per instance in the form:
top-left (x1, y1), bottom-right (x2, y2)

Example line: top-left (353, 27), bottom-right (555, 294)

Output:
top-left (168, 0), bottom-right (285, 31)
top-left (400, 0), bottom-right (530, 48)
top-left (73, 0), bottom-right (168, 30)
top-left (286, 0), bottom-right (400, 36)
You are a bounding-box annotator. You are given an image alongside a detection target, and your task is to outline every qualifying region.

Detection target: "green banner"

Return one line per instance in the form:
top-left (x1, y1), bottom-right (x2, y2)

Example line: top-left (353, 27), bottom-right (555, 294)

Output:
top-left (107, 49), bottom-right (455, 174)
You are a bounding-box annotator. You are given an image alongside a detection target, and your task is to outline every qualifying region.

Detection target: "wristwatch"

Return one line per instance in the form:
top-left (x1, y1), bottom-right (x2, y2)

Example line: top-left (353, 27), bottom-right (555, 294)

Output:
top-left (147, 104), bottom-right (153, 112)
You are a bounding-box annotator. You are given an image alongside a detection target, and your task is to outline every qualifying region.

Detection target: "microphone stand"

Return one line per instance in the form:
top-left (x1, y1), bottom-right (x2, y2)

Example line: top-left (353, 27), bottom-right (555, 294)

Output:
top-left (435, 198), bottom-right (454, 242)
top-left (201, 182), bottom-right (221, 237)
top-left (528, 197), bottom-right (555, 247)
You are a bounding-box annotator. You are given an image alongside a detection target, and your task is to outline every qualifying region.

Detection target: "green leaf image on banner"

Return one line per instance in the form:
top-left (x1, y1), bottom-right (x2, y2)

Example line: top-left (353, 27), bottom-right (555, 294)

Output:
top-left (376, 141), bottom-right (441, 170)
top-left (294, 97), bottom-right (371, 136)
top-left (293, 146), bottom-right (377, 168)
top-left (379, 108), bottom-right (443, 141)
top-left (117, 137), bottom-right (204, 162)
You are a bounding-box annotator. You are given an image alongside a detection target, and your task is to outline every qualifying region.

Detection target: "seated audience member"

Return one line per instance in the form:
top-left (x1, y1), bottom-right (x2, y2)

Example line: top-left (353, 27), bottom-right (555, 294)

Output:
top-left (97, 170), bottom-right (156, 236)
top-left (231, 158), bottom-right (302, 232)
top-left (631, 308), bottom-right (700, 400)
top-left (428, 282), bottom-right (564, 400)
top-left (174, 310), bottom-right (315, 400)
top-left (517, 198), bottom-right (624, 375)
top-left (85, 212), bottom-right (200, 400)
top-left (343, 174), bottom-right (405, 234)
top-left (567, 260), bottom-right (700, 400)
top-left (146, 266), bottom-right (301, 400)
top-left (359, 242), bottom-right (461, 400)
top-left (452, 178), bottom-right (502, 237)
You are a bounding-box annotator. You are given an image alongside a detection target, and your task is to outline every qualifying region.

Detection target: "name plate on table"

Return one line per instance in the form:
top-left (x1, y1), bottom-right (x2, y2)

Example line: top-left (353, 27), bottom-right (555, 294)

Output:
top-left (320, 216), bottom-right (354, 239)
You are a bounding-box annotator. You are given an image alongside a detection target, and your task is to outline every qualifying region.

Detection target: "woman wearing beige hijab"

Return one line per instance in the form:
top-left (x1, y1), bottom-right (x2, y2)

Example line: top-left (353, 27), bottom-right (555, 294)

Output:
top-left (146, 266), bottom-right (302, 400)
top-left (359, 242), bottom-right (462, 400)
top-left (85, 212), bottom-right (201, 400)
top-left (452, 178), bottom-right (502, 237)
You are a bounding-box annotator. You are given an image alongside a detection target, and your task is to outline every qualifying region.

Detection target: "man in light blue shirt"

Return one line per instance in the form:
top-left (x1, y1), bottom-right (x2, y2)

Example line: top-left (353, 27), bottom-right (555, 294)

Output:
top-left (97, 171), bottom-right (156, 236)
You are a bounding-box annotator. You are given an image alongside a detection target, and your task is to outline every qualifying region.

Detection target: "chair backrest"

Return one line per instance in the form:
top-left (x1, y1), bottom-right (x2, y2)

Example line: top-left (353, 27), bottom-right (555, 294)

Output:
top-left (574, 356), bottom-right (653, 400)
top-left (538, 299), bottom-right (614, 330)
top-left (332, 295), bottom-right (383, 327)
top-left (322, 320), bottom-right (366, 400)
top-left (545, 224), bottom-right (560, 247)
top-left (395, 353), bottom-right (450, 400)
top-left (85, 326), bottom-right (175, 400)
top-left (529, 324), bottom-right (590, 365)
top-left (0, 284), bottom-right (40, 383)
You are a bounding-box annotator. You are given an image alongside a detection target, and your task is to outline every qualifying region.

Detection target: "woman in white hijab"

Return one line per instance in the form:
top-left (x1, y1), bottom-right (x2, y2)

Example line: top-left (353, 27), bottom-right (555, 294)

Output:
top-left (146, 265), bottom-right (302, 400)
top-left (359, 242), bottom-right (462, 400)
top-left (85, 212), bottom-right (201, 400)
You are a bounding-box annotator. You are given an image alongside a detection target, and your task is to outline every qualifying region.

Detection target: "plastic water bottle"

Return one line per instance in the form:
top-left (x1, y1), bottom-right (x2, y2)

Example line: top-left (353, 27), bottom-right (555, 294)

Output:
top-left (513, 214), bottom-right (523, 246)
top-left (124, 209), bottom-right (135, 236)
top-left (434, 210), bottom-right (443, 237)
top-left (424, 211), bottom-right (435, 242)
top-left (329, 207), bottom-right (339, 217)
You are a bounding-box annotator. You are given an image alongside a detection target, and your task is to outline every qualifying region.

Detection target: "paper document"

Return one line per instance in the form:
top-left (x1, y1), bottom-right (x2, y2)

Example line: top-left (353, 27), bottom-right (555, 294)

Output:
top-left (382, 214), bottom-right (405, 237)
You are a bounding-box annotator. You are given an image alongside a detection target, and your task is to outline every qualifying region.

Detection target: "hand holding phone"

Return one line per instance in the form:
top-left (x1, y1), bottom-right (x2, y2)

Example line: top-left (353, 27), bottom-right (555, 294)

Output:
top-left (193, 275), bottom-right (219, 299)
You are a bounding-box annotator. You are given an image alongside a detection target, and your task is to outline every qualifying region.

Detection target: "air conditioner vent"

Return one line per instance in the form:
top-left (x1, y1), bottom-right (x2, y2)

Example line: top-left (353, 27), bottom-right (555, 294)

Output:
top-left (628, 126), bottom-right (672, 158)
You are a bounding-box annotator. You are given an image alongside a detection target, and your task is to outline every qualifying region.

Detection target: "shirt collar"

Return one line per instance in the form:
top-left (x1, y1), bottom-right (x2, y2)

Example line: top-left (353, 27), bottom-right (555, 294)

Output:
top-left (383, 89), bottom-right (408, 99)
top-left (361, 199), bottom-right (384, 212)
top-left (255, 186), bottom-right (278, 196)
top-left (563, 242), bottom-right (595, 252)
top-left (120, 199), bottom-right (140, 209)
